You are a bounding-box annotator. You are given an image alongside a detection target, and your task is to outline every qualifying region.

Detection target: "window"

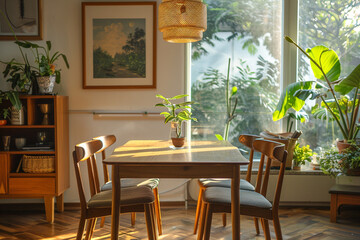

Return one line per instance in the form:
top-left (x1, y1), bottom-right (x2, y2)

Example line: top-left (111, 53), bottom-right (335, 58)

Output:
top-left (297, 0), bottom-right (360, 151)
top-left (190, 0), bottom-right (282, 149)
top-left (189, 0), bottom-right (360, 154)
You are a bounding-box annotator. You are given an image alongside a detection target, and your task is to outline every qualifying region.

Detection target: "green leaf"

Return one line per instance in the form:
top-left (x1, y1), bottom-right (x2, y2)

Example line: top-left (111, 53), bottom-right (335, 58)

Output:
top-left (164, 115), bottom-right (174, 123)
top-left (46, 41), bottom-right (51, 51)
top-left (169, 94), bottom-right (188, 100)
top-left (273, 81), bottom-right (313, 121)
top-left (306, 46), bottom-right (341, 82)
top-left (335, 64), bottom-right (360, 95)
top-left (60, 54), bottom-right (70, 68)
top-left (215, 134), bottom-right (224, 141)
top-left (155, 103), bottom-right (166, 107)
top-left (294, 89), bottom-right (320, 100)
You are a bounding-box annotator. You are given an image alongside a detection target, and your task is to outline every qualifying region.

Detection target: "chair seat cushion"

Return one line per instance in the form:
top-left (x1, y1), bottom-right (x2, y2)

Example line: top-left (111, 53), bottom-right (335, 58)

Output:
top-left (88, 186), bottom-right (155, 209)
top-left (199, 178), bottom-right (255, 191)
top-left (101, 178), bottom-right (159, 191)
top-left (203, 187), bottom-right (272, 209)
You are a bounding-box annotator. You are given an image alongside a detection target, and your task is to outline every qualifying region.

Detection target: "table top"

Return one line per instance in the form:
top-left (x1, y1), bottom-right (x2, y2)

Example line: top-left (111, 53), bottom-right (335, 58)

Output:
top-left (104, 140), bottom-right (248, 165)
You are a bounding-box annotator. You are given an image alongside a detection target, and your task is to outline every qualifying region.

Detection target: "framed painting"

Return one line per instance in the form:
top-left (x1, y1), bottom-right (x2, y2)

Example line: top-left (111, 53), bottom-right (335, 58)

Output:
top-left (0, 0), bottom-right (42, 40)
top-left (82, 2), bottom-right (157, 89)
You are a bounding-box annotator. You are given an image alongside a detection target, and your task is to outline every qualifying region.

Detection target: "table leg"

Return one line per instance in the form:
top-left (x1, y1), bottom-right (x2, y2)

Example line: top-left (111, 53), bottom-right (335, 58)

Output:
top-left (111, 165), bottom-right (121, 240)
top-left (231, 165), bottom-right (240, 240)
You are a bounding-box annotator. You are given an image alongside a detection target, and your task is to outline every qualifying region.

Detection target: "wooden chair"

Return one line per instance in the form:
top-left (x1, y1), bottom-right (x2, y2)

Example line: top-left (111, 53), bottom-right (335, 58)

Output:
top-left (193, 134), bottom-right (259, 234)
top-left (73, 139), bottom-right (157, 240)
top-left (198, 139), bottom-right (287, 240)
top-left (93, 135), bottom-right (163, 235)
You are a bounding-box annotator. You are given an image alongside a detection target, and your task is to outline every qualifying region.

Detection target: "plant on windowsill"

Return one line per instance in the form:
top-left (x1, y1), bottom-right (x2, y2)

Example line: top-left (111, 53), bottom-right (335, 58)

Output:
top-left (319, 144), bottom-right (360, 177)
top-left (155, 94), bottom-right (197, 148)
top-left (292, 143), bottom-right (314, 170)
top-left (273, 36), bottom-right (360, 152)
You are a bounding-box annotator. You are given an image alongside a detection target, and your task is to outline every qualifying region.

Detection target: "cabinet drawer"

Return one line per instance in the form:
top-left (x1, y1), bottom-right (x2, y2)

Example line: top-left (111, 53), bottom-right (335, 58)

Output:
top-left (9, 178), bottom-right (55, 195)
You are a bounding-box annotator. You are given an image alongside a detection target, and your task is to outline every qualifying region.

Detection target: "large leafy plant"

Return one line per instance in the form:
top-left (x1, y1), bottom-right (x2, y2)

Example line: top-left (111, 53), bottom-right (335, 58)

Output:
top-left (155, 94), bottom-right (197, 138)
top-left (15, 40), bottom-right (69, 83)
top-left (273, 36), bottom-right (360, 142)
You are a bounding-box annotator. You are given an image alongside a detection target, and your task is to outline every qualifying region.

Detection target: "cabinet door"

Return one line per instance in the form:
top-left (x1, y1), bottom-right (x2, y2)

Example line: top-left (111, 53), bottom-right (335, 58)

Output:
top-left (0, 153), bottom-right (8, 194)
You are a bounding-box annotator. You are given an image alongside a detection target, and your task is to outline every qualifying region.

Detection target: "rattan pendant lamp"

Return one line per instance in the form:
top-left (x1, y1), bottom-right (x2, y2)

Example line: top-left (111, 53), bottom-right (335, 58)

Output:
top-left (159, 0), bottom-right (207, 43)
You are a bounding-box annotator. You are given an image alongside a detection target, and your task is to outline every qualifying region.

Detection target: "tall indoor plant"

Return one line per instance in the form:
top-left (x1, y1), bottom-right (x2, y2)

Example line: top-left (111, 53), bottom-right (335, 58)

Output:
top-left (155, 94), bottom-right (197, 147)
top-left (273, 36), bottom-right (360, 149)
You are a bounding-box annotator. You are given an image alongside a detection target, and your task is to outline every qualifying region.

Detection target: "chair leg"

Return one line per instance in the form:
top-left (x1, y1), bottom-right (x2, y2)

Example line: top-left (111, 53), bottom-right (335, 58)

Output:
top-left (197, 201), bottom-right (207, 240)
top-left (151, 203), bottom-right (158, 238)
top-left (254, 217), bottom-right (260, 235)
top-left (100, 216), bottom-right (106, 228)
top-left (131, 212), bottom-right (136, 226)
top-left (85, 218), bottom-right (96, 240)
top-left (222, 213), bottom-right (227, 227)
top-left (273, 216), bottom-right (283, 240)
top-left (153, 187), bottom-right (163, 235)
top-left (193, 187), bottom-right (205, 234)
top-left (76, 217), bottom-right (87, 240)
top-left (203, 203), bottom-right (213, 240)
top-left (144, 203), bottom-right (157, 240)
top-left (262, 219), bottom-right (271, 240)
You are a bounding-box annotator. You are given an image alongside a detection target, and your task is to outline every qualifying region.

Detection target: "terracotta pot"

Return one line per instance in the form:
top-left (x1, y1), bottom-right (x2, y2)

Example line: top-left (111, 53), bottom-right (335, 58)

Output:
top-left (347, 168), bottom-right (360, 176)
top-left (292, 165), bottom-right (301, 170)
top-left (172, 137), bottom-right (185, 148)
top-left (0, 120), bottom-right (7, 125)
top-left (337, 140), bottom-right (352, 153)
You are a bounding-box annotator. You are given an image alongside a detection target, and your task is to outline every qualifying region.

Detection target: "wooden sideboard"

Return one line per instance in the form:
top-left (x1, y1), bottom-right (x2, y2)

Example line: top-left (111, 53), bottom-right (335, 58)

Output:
top-left (0, 95), bottom-right (69, 223)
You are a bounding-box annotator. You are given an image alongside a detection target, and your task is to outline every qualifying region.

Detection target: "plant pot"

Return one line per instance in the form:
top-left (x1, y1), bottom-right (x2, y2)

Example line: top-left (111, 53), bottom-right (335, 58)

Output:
top-left (0, 120), bottom-right (7, 125)
top-left (337, 140), bottom-right (352, 153)
top-left (10, 106), bottom-right (25, 125)
top-left (172, 137), bottom-right (185, 148)
top-left (292, 164), bottom-right (301, 170)
top-left (37, 75), bottom-right (56, 94)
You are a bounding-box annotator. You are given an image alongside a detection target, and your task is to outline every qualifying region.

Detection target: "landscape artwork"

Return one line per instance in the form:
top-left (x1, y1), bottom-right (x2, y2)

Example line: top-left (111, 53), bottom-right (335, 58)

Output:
top-left (93, 18), bottom-right (146, 79)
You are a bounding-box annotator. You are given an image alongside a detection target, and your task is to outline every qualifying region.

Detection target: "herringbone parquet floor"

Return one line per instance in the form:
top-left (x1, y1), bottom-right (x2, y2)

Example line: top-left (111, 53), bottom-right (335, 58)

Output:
top-left (0, 205), bottom-right (359, 239)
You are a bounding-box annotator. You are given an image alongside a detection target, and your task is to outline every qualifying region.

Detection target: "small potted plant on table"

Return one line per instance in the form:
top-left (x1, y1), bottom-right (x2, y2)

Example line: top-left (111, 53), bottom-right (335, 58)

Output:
top-left (155, 94), bottom-right (197, 148)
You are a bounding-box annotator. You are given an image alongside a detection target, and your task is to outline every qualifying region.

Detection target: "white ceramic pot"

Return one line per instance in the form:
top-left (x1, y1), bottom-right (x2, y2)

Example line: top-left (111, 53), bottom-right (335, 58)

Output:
top-left (37, 75), bottom-right (56, 94)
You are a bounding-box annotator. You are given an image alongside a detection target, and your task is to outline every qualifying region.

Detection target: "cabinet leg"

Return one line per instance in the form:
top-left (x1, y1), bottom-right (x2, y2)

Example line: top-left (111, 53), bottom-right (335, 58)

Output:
top-left (44, 196), bottom-right (54, 223)
top-left (56, 194), bottom-right (64, 212)
top-left (330, 194), bottom-right (337, 223)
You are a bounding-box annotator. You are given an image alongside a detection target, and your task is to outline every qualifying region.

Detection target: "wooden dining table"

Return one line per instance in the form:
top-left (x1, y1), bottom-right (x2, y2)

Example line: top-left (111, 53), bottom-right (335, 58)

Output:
top-left (103, 140), bottom-right (249, 240)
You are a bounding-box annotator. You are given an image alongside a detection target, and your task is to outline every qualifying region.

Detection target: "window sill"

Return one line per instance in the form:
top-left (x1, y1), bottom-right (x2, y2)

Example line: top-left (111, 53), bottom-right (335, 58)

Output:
top-left (240, 166), bottom-right (325, 176)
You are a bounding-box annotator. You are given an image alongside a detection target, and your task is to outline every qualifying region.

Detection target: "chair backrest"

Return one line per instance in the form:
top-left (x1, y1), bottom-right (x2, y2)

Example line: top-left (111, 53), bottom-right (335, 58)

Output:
top-left (253, 139), bottom-right (287, 209)
top-left (93, 135), bottom-right (116, 183)
top-left (238, 134), bottom-right (260, 182)
top-left (73, 139), bottom-right (103, 209)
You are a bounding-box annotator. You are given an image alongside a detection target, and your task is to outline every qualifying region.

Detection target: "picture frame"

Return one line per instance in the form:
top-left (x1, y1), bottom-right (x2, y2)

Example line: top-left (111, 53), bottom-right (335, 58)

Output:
top-left (0, 0), bottom-right (42, 40)
top-left (82, 2), bottom-right (157, 89)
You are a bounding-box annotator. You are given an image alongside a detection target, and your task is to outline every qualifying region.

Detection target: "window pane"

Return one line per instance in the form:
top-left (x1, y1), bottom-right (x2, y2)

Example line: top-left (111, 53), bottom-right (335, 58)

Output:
top-left (297, 0), bottom-right (360, 151)
top-left (191, 0), bottom-right (282, 148)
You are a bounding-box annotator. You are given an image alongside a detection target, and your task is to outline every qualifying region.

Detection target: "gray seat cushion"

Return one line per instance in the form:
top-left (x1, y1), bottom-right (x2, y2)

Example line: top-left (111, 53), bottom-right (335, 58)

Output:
top-left (199, 178), bottom-right (255, 191)
top-left (101, 178), bottom-right (159, 191)
top-left (88, 186), bottom-right (155, 209)
top-left (204, 187), bottom-right (272, 209)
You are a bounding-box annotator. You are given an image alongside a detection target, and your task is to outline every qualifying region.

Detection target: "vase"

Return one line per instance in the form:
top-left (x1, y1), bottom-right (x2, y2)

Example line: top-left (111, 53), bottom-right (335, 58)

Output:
top-left (37, 75), bottom-right (56, 94)
top-left (170, 121), bottom-right (185, 148)
top-left (10, 106), bottom-right (25, 125)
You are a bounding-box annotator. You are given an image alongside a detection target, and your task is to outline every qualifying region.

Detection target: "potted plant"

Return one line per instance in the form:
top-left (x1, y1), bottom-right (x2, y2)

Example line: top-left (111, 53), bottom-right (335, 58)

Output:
top-left (273, 36), bottom-right (360, 151)
top-left (16, 40), bottom-right (69, 94)
top-left (155, 94), bottom-right (197, 147)
top-left (320, 144), bottom-right (360, 177)
top-left (0, 90), bottom-right (22, 126)
top-left (292, 143), bottom-right (313, 170)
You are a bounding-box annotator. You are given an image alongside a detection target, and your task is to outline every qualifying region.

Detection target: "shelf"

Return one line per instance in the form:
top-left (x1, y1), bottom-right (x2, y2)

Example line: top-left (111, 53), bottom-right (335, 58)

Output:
top-left (0, 125), bottom-right (55, 129)
top-left (2, 150), bottom-right (55, 154)
top-left (9, 173), bottom-right (56, 177)
top-left (19, 95), bottom-right (56, 99)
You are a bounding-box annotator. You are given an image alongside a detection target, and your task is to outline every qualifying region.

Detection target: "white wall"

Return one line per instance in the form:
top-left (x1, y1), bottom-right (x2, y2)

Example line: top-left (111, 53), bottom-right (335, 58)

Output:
top-left (0, 0), bottom-right (187, 203)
